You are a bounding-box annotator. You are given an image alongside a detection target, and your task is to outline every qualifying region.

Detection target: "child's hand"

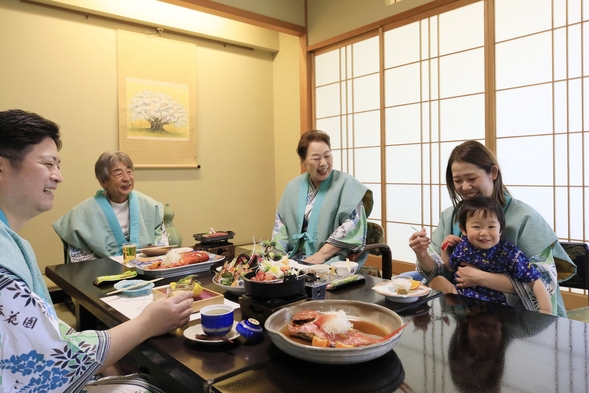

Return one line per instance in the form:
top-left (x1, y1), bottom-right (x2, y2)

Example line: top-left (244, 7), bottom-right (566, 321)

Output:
top-left (441, 235), bottom-right (463, 252)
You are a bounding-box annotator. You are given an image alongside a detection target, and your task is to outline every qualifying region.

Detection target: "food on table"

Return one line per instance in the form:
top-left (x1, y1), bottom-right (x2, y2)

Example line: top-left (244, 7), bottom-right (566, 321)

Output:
top-left (215, 253), bottom-right (257, 287)
top-left (169, 275), bottom-right (203, 298)
top-left (259, 239), bottom-right (285, 261)
top-left (167, 282), bottom-right (194, 297)
top-left (146, 250), bottom-right (209, 270)
top-left (390, 276), bottom-right (412, 294)
top-left (250, 258), bottom-right (300, 282)
top-left (192, 282), bottom-right (204, 297)
top-left (287, 309), bottom-right (399, 348)
top-left (410, 280), bottom-right (421, 290)
top-left (215, 239), bottom-right (296, 286)
top-left (312, 336), bottom-right (329, 348)
top-left (202, 228), bottom-right (229, 239)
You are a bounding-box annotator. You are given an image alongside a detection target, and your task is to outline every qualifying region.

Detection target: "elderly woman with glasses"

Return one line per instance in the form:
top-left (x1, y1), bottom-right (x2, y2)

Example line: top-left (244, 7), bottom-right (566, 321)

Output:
top-left (53, 151), bottom-right (166, 262)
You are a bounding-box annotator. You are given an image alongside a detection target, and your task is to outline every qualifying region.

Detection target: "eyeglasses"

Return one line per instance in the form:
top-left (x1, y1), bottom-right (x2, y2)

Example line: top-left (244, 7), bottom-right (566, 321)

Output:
top-left (111, 168), bottom-right (134, 178)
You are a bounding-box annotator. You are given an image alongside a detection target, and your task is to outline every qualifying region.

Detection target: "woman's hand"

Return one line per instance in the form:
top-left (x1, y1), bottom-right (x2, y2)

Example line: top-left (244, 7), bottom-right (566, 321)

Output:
top-left (456, 263), bottom-right (516, 293)
top-left (304, 254), bottom-right (326, 264)
top-left (303, 243), bottom-right (342, 265)
top-left (408, 228), bottom-right (430, 258)
top-left (454, 263), bottom-right (483, 288)
top-left (409, 228), bottom-right (437, 272)
top-left (138, 292), bottom-right (194, 338)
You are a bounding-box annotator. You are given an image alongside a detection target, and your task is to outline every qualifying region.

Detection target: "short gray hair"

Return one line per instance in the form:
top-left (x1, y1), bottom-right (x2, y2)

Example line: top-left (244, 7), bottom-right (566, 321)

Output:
top-left (94, 151), bottom-right (134, 182)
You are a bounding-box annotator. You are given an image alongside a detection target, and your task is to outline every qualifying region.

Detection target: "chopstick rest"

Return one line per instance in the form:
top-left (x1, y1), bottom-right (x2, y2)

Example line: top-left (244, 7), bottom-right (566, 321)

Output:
top-left (93, 270), bottom-right (137, 286)
top-left (326, 274), bottom-right (365, 290)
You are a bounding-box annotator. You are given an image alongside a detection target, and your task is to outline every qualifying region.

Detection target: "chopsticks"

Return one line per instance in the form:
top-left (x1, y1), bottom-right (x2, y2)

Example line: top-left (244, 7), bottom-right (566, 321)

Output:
top-left (106, 278), bottom-right (163, 295)
top-left (194, 334), bottom-right (234, 344)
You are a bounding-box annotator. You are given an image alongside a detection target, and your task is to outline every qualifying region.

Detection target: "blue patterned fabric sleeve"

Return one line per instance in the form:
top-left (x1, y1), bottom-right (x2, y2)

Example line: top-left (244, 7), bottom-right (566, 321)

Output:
top-left (0, 267), bottom-right (109, 392)
top-left (326, 202), bottom-right (367, 252)
top-left (271, 211), bottom-right (290, 254)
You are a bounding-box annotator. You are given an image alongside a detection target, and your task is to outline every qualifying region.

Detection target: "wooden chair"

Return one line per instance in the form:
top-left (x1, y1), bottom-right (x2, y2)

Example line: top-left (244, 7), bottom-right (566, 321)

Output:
top-left (560, 242), bottom-right (589, 291)
top-left (350, 222), bottom-right (393, 280)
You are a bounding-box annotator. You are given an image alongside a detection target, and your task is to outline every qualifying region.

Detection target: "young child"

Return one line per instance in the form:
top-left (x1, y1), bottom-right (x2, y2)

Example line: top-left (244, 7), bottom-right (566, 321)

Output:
top-left (442, 196), bottom-right (552, 314)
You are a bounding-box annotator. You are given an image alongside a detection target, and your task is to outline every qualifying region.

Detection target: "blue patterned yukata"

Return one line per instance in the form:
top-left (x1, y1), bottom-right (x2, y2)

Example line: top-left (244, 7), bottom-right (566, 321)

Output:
top-left (272, 170), bottom-right (372, 268)
top-left (449, 237), bottom-right (541, 306)
top-left (0, 211), bottom-right (163, 393)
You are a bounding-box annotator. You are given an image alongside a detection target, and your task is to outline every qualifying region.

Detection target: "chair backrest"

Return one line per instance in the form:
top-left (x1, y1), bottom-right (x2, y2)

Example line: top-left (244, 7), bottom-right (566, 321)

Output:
top-left (366, 222), bottom-right (384, 256)
top-left (560, 242), bottom-right (589, 290)
top-left (62, 240), bottom-right (71, 264)
top-left (352, 222), bottom-right (393, 279)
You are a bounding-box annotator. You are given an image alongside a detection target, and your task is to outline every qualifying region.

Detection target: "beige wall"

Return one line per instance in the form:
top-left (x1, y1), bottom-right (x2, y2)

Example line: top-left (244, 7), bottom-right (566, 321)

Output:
top-left (273, 33), bottom-right (304, 205)
top-left (212, 0), bottom-right (306, 27)
top-left (0, 0), bottom-right (300, 278)
top-left (307, 0), bottom-right (433, 46)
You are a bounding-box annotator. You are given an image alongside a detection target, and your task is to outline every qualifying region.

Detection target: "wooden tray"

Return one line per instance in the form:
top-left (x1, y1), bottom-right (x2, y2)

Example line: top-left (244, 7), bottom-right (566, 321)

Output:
top-left (152, 285), bottom-right (224, 313)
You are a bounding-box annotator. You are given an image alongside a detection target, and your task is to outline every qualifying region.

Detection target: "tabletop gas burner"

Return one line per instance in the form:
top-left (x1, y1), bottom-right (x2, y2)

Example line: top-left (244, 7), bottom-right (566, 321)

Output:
top-left (239, 293), bottom-right (309, 326)
top-left (192, 231), bottom-right (236, 269)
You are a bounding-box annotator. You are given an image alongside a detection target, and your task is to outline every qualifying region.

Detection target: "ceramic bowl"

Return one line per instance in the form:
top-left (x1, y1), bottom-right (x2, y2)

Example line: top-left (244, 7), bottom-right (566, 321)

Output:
top-left (236, 318), bottom-right (264, 342)
top-left (200, 304), bottom-right (235, 336)
top-left (331, 261), bottom-right (359, 277)
top-left (265, 300), bottom-right (404, 364)
top-left (307, 264), bottom-right (331, 274)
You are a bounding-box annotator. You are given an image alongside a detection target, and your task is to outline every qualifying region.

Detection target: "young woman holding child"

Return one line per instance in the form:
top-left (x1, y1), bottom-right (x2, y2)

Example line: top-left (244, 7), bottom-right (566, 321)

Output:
top-left (408, 140), bottom-right (575, 316)
top-left (434, 195), bottom-right (552, 314)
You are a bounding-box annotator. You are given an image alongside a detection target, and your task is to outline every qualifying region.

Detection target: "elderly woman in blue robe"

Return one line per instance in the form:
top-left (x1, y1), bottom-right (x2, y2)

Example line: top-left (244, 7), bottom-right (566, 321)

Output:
top-left (52, 151), bottom-right (166, 262)
top-left (272, 130), bottom-right (373, 268)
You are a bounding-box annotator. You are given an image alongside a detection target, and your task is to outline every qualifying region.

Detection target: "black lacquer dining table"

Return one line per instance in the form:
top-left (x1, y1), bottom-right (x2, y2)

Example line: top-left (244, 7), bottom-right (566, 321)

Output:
top-left (46, 258), bottom-right (589, 393)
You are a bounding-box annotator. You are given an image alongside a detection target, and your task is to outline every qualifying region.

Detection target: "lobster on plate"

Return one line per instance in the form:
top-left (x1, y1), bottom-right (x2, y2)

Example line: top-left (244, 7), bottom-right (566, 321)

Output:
top-left (146, 250), bottom-right (209, 270)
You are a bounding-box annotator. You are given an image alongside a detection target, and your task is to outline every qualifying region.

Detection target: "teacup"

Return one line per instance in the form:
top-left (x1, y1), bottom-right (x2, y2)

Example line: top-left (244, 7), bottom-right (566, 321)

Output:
top-left (390, 275), bottom-right (412, 294)
top-left (331, 261), bottom-right (358, 277)
top-left (200, 304), bottom-right (234, 337)
top-left (166, 283), bottom-right (194, 298)
top-left (122, 242), bottom-right (137, 265)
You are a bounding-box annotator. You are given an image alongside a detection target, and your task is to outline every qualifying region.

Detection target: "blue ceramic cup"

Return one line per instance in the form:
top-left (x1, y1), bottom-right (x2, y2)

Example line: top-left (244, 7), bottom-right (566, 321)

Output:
top-left (200, 304), bottom-right (234, 337)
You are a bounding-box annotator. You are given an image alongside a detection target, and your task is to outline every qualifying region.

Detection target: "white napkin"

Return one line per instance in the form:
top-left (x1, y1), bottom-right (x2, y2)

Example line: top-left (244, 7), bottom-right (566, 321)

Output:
top-left (101, 293), bottom-right (239, 321)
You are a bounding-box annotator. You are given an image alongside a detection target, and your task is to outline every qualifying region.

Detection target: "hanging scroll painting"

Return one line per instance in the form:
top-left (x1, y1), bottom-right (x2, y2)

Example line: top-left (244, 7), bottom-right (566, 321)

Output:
top-left (117, 30), bottom-right (198, 168)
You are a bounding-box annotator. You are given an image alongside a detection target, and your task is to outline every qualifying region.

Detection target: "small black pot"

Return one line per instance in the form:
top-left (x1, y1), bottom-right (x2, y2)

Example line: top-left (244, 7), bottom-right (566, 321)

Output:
top-left (242, 271), bottom-right (306, 301)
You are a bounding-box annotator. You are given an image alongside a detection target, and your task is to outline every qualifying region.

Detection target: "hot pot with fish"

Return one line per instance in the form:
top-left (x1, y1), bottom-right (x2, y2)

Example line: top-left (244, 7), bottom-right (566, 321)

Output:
top-left (264, 299), bottom-right (405, 364)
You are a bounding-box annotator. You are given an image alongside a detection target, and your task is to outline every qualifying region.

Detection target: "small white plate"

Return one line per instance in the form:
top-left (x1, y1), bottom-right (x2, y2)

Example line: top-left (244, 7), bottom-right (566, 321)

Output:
top-left (372, 281), bottom-right (431, 303)
top-left (183, 322), bottom-right (240, 344)
top-left (113, 280), bottom-right (155, 297)
top-left (288, 259), bottom-right (313, 271)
